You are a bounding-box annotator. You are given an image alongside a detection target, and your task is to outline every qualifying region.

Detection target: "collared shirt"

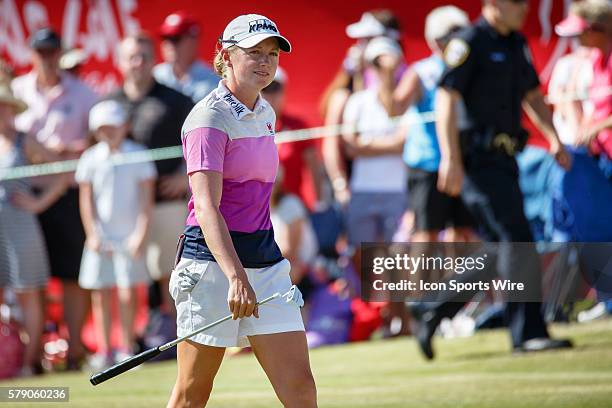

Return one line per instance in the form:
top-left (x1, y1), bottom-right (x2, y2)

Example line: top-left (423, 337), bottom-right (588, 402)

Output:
top-left (153, 60), bottom-right (219, 104)
top-left (12, 71), bottom-right (97, 151)
top-left (181, 80), bottom-right (282, 268)
top-left (107, 80), bottom-right (194, 199)
top-left (439, 17), bottom-right (540, 138)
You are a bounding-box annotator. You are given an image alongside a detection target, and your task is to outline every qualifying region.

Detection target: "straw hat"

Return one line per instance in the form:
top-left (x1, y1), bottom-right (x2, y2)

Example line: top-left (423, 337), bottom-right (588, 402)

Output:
top-left (0, 83), bottom-right (27, 114)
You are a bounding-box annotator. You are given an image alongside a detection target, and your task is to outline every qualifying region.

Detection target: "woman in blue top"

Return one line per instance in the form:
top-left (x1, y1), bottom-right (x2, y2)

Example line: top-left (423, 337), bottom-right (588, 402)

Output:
top-left (365, 6), bottom-right (474, 243)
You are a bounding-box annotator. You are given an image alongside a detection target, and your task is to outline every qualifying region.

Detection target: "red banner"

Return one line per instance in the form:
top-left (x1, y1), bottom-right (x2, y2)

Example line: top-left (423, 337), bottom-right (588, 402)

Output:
top-left (1, 0), bottom-right (575, 126)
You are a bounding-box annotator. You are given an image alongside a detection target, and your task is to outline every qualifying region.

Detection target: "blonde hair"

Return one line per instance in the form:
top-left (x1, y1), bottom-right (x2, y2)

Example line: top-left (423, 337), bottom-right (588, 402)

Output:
top-left (213, 45), bottom-right (240, 78)
top-left (571, 0), bottom-right (612, 27)
top-left (213, 47), bottom-right (226, 77)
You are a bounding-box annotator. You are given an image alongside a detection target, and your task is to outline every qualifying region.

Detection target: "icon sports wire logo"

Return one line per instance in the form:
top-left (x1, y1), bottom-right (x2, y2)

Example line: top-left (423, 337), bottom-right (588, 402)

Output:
top-left (249, 19), bottom-right (278, 34)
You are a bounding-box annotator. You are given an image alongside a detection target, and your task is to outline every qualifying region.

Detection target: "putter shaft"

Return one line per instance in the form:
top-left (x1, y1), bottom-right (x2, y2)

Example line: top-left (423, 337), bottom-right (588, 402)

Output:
top-left (160, 292), bottom-right (281, 351)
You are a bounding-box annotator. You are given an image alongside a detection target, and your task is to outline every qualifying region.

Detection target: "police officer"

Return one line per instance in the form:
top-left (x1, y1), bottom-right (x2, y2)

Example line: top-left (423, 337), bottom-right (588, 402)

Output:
top-left (410, 0), bottom-right (573, 359)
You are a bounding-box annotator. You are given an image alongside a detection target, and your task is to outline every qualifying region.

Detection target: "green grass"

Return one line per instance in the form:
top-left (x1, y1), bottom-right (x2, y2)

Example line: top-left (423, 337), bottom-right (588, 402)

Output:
top-left (3, 319), bottom-right (612, 407)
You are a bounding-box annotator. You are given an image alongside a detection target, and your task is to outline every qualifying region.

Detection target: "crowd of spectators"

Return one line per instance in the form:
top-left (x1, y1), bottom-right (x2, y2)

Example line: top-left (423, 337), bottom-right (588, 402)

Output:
top-left (0, 0), bottom-right (611, 378)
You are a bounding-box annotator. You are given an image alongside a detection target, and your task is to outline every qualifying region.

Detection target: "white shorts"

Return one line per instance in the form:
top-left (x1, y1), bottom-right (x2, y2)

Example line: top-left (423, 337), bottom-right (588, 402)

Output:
top-left (79, 248), bottom-right (150, 289)
top-left (169, 257), bottom-right (304, 347)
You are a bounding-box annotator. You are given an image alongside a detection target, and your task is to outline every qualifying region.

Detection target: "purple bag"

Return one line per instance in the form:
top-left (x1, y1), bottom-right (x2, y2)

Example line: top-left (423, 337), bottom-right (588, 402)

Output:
top-left (305, 284), bottom-right (352, 348)
top-left (141, 310), bottom-right (177, 361)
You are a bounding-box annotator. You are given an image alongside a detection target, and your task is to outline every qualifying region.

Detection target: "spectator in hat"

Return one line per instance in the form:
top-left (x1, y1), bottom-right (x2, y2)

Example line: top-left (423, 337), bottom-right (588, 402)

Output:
top-left (382, 6), bottom-right (475, 244)
top-left (11, 27), bottom-right (98, 370)
top-left (76, 100), bottom-right (156, 369)
top-left (321, 10), bottom-right (404, 205)
top-left (341, 36), bottom-right (408, 261)
top-left (0, 83), bottom-right (69, 377)
top-left (556, 0), bottom-right (612, 322)
top-left (556, 0), bottom-right (612, 169)
top-left (261, 66), bottom-right (324, 210)
top-left (548, 45), bottom-right (593, 147)
top-left (154, 11), bottom-right (219, 103)
top-left (108, 33), bottom-right (193, 317)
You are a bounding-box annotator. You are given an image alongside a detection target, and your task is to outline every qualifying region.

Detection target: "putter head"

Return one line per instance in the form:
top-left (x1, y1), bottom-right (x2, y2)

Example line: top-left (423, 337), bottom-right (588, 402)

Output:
top-left (283, 285), bottom-right (305, 308)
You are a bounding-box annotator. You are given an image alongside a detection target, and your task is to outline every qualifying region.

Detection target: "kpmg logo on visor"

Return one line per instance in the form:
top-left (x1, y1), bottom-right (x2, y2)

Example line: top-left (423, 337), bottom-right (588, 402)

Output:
top-left (249, 19), bottom-right (278, 34)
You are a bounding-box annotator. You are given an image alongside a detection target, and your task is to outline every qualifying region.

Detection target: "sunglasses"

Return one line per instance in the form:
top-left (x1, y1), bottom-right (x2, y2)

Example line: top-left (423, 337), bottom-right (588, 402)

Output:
top-left (437, 26), bottom-right (463, 42)
top-left (507, 0), bottom-right (529, 4)
top-left (163, 36), bottom-right (183, 44)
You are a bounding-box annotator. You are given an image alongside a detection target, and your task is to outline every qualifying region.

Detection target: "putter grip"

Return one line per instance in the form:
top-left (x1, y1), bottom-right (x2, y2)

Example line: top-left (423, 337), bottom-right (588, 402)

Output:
top-left (90, 347), bottom-right (161, 385)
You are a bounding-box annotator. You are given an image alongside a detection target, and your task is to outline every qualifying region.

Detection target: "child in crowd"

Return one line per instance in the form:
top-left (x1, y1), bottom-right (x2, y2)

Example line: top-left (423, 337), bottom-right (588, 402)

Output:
top-left (76, 100), bottom-right (156, 369)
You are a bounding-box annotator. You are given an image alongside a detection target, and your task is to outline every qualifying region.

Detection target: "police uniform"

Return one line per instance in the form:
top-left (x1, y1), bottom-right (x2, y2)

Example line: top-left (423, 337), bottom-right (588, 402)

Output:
top-left (440, 16), bottom-right (537, 243)
top-left (413, 17), bottom-right (553, 354)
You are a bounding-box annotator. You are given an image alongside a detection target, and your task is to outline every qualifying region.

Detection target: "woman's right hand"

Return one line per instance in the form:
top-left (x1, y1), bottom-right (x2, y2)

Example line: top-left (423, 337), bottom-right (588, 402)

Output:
top-left (227, 275), bottom-right (259, 320)
top-left (437, 158), bottom-right (464, 197)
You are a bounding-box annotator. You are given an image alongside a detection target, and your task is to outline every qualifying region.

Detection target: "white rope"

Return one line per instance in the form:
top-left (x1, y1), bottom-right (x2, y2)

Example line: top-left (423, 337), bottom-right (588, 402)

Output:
top-left (0, 112), bottom-right (434, 181)
top-left (1, 85), bottom-right (610, 181)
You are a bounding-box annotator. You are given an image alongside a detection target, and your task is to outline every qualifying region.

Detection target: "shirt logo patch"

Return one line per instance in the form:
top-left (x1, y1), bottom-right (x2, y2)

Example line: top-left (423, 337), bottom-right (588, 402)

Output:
top-left (222, 93), bottom-right (247, 119)
top-left (490, 52), bottom-right (506, 62)
top-left (444, 38), bottom-right (470, 68)
top-left (266, 122), bottom-right (274, 134)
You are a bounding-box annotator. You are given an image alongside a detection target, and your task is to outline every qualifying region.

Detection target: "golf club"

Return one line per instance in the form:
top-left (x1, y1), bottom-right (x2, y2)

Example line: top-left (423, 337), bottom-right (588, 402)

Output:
top-left (90, 285), bottom-right (304, 385)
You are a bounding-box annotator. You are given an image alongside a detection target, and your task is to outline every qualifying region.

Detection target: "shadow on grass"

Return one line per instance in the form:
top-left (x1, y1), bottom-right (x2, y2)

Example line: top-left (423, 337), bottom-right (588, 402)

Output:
top-left (449, 350), bottom-right (509, 361)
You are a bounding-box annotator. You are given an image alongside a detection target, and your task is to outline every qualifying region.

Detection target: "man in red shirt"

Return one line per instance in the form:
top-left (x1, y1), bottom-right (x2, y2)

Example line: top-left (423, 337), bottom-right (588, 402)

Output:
top-left (261, 67), bottom-right (324, 210)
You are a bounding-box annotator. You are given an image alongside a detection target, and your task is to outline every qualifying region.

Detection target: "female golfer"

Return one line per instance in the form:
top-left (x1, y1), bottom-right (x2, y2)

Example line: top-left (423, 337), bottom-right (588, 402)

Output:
top-left (167, 14), bottom-right (317, 407)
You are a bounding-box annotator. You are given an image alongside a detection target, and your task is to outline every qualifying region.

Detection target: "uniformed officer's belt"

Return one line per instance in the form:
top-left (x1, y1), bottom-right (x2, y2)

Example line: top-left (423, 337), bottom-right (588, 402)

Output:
top-left (492, 133), bottom-right (520, 156)
top-left (460, 128), bottom-right (528, 157)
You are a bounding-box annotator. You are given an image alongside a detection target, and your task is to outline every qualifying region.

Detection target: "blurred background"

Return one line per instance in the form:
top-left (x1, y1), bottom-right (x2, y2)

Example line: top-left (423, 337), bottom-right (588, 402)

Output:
top-left (0, 2), bottom-right (611, 405)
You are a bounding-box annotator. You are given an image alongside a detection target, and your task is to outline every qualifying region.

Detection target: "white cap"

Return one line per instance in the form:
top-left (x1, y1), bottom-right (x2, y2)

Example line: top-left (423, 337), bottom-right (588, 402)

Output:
top-left (89, 100), bottom-right (128, 131)
top-left (346, 12), bottom-right (386, 39)
top-left (364, 36), bottom-right (403, 63)
top-left (346, 12), bottom-right (400, 40)
top-left (425, 6), bottom-right (470, 44)
top-left (273, 66), bottom-right (287, 84)
top-left (220, 14), bottom-right (291, 52)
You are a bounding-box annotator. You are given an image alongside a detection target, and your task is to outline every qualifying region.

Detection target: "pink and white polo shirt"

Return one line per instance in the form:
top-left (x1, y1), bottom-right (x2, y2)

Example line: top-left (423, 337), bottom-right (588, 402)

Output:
top-left (180, 80), bottom-right (283, 267)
